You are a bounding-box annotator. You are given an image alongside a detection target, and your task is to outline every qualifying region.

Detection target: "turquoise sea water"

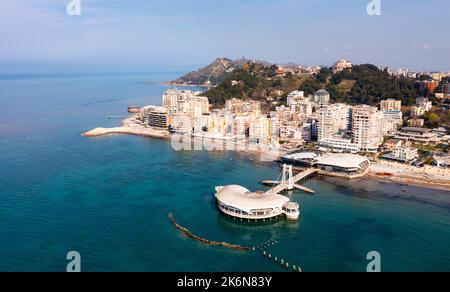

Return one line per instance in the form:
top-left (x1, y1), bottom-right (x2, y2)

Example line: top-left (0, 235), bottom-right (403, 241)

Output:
top-left (0, 73), bottom-right (449, 272)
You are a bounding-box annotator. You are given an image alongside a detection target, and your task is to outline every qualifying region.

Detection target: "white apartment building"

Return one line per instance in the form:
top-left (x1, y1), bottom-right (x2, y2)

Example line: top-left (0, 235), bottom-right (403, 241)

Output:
top-left (225, 99), bottom-right (261, 115)
top-left (172, 114), bottom-right (193, 134)
top-left (314, 89), bottom-right (331, 105)
top-left (416, 97), bottom-right (433, 112)
top-left (412, 106), bottom-right (426, 118)
top-left (392, 147), bottom-right (419, 162)
top-left (269, 117), bottom-right (280, 140)
top-left (319, 138), bottom-right (359, 154)
top-left (232, 115), bottom-right (249, 138)
top-left (190, 96), bottom-right (210, 115)
top-left (382, 110), bottom-right (403, 134)
top-left (352, 105), bottom-right (384, 152)
top-left (249, 116), bottom-right (270, 143)
top-left (287, 90), bottom-right (305, 107)
top-left (140, 106), bottom-right (169, 129)
top-left (293, 99), bottom-right (313, 118)
top-left (317, 104), bottom-right (351, 142)
top-left (162, 89), bottom-right (209, 115)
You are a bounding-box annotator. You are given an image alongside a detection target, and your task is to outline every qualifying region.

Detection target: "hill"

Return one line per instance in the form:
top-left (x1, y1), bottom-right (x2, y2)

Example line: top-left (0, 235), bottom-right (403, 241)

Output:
top-left (203, 62), bottom-right (433, 107)
top-left (170, 58), bottom-right (272, 86)
top-left (202, 62), bottom-right (310, 106)
top-left (299, 64), bottom-right (426, 106)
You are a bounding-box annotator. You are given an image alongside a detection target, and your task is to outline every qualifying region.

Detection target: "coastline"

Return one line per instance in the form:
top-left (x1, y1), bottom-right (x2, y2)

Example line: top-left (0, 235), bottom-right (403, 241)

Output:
top-left (83, 116), bottom-right (450, 192)
top-left (368, 161), bottom-right (450, 192)
top-left (160, 82), bottom-right (210, 88)
top-left (82, 115), bottom-right (170, 139)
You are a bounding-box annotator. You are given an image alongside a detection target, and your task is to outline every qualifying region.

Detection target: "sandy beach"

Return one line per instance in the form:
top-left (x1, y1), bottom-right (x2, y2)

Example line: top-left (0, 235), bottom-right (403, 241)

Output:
top-left (368, 160), bottom-right (450, 191)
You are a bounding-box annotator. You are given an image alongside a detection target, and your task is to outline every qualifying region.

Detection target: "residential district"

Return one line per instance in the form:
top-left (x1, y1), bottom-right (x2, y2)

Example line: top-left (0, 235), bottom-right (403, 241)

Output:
top-left (84, 60), bottom-right (450, 190)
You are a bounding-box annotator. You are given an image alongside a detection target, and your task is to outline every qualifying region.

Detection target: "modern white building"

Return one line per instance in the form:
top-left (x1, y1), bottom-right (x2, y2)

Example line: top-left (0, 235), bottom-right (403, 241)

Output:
top-left (319, 138), bottom-right (359, 154)
top-left (215, 185), bottom-right (300, 221)
top-left (314, 154), bottom-right (371, 175)
top-left (382, 110), bottom-right (403, 134)
top-left (249, 116), bottom-right (270, 143)
top-left (352, 105), bottom-right (384, 152)
top-left (172, 114), bottom-right (193, 134)
top-left (163, 89), bottom-right (209, 115)
top-left (317, 104), bottom-right (351, 142)
top-left (412, 97), bottom-right (433, 117)
top-left (392, 147), bottom-right (419, 162)
top-left (287, 90), bottom-right (305, 107)
top-left (314, 89), bottom-right (331, 105)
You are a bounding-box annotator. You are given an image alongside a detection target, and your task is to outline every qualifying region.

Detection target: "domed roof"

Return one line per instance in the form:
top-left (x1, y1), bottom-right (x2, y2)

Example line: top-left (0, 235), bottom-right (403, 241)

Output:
top-left (215, 185), bottom-right (290, 213)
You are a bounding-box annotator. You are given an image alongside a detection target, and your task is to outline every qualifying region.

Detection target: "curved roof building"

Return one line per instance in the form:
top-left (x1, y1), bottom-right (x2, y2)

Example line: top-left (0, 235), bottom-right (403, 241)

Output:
top-left (215, 185), bottom-right (299, 221)
top-left (314, 154), bottom-right (371, 174)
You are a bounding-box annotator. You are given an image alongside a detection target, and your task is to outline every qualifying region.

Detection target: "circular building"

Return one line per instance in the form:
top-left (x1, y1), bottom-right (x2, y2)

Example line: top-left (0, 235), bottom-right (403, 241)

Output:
top-left (215, 185), bottom-right (300, 221)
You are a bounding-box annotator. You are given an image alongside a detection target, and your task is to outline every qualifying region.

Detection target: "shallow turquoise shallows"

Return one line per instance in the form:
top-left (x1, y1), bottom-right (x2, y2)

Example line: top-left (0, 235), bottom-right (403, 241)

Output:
top-left (0, 73), bottom-right (449, 272)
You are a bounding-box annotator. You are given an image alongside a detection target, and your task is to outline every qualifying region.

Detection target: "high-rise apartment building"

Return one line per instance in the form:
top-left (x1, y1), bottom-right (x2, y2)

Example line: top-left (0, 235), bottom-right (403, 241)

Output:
top-left (317, 104), bottom-right (351, 142)
top-left (352, 105), bottom-right (384, 152)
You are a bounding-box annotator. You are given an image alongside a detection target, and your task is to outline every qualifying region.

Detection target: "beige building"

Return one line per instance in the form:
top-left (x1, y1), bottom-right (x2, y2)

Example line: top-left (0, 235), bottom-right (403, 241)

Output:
top-left (162, 89), bottom-right (209, 115)
top-left (395, 127), bottom-right (440, 145)
top-left (380, 99), bottom-right (402, 111)
top-left (408, 119), bottom-right (425, 127)
top-left (286, 90), bottom-right (305, 107)
top-left (249, 116), bottom-right (270, 143)
top-left (226, 99), bottom-right (261, 115)
top-left (172, 114), bottom-right (193, 134)
top-left (352, 105), bottom-right (384, 152)
top-left (317, 104), bottom-right (351, 142)
top-left (332, 59), bottom-right (352, 73)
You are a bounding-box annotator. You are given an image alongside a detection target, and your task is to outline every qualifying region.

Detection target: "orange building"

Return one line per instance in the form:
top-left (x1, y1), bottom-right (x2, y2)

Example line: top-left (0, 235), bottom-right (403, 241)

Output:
top-left (418, 80), bottom-right (439, 93)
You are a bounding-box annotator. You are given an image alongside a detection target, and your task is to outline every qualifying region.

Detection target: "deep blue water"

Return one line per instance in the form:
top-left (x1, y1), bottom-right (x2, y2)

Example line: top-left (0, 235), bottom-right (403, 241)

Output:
top-left (0, 73), bottom-right (449, 272)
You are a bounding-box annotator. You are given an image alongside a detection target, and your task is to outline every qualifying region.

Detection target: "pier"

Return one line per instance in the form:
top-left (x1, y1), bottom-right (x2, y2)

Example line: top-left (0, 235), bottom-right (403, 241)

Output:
top-left (263, 165), bottom-right (318, 195)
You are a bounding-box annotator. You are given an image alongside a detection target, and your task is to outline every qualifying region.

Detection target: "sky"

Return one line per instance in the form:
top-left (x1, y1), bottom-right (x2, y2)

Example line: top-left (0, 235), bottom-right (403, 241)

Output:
top-left (0, 0), bottom-right (449, 73)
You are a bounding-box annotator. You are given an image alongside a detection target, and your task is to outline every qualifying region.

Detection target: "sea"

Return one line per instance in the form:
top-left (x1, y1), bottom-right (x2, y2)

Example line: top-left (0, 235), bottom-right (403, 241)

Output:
top-left (0, 72), bottom-right (449, 272)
